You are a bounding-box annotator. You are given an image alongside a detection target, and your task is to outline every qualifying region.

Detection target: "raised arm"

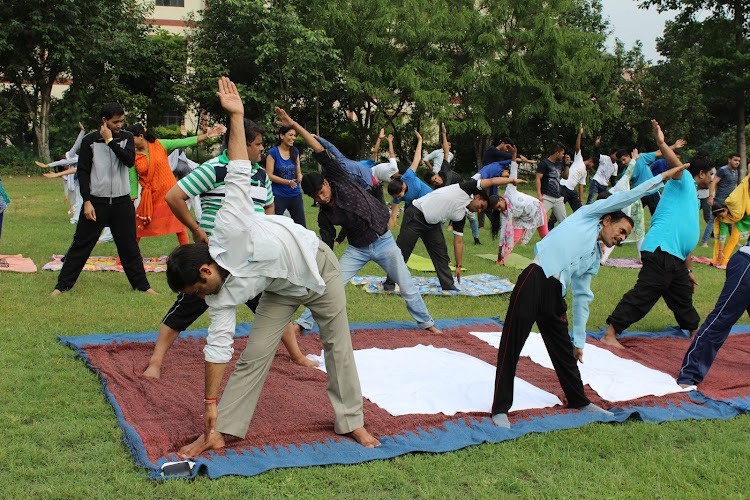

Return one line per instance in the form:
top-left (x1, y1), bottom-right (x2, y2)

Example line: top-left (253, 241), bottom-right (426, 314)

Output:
top-left (387, 135), bottom-right (396, 159)
top-left (409, 130), bottom-right (423, 172)
top-left (274, 107), bottom-right (324, 153)
top-left (371, 128), bottom-right (385, 161)
top-left (575, 124), bottom-right (583, 154)
top-left (652, 120), bottom-right (684, 180)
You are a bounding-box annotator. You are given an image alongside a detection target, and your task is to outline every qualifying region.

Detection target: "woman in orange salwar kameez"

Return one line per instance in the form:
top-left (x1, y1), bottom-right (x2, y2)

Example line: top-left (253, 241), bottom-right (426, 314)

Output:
top-left (125, 123), bottom-right (225, 245)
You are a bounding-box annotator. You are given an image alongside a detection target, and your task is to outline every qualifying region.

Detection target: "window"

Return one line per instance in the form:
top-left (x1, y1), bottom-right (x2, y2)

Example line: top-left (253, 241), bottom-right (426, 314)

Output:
top-left (155, 0), bottom-right (185, 7)
top-left (159, 111), bottom-right (184, 127)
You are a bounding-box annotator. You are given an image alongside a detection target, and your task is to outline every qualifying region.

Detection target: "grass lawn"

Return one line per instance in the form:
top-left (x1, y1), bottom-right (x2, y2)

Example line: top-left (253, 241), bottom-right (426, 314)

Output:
top-left (1, 175), bottom-right (748, 497)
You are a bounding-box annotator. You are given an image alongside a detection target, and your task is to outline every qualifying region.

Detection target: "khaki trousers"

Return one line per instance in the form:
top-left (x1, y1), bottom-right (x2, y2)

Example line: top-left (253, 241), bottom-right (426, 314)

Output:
top-left (216, 243), bottom-right (364, 438)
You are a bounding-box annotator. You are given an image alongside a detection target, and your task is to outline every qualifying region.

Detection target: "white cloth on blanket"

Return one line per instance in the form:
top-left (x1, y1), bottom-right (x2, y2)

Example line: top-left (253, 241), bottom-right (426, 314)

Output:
top-left (469, 331), bottom-right (691, 401)
top-left (309, 344), bottom-right (562, 415)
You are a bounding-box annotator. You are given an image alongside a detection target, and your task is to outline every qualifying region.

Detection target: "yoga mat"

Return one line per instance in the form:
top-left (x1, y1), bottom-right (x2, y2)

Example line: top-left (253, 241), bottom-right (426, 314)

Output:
top-left (0, 254), bottom-right (37, 273)
top-left (406, 253), bottom-right (463, 272)
top-left (43, 254), bottom-right (168, 273)
top-left (476, 253), bottom-right (532, 270)
top-left (59, 318), bottom-right (750, 480)
top-left (601, 257), bottom-right (642, 269)
top-left (350, 274), bottom-right (513, 296)
top-left (690, 256), bottom-right (715, 266)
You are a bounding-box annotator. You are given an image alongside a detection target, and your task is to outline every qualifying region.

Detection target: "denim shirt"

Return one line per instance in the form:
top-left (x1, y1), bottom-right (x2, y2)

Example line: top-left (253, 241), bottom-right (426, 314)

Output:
top-left (534, 173), bottom-right (666, 348)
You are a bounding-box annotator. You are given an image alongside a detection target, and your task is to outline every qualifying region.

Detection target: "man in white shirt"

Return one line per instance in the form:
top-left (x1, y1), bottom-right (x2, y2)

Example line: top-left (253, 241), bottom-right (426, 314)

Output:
top-left (549, 125), bottom-right (595, 229)
top-left (394, 164), bottom-right (524, 290)
top-left (586, 142), bottom-right (631, 204)
top-left (169, 77), bottom-right (379, 457)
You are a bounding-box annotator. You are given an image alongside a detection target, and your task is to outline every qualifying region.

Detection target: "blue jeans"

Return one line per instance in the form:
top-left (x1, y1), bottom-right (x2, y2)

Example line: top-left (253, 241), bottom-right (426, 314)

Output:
top-left (296, 231), bottom-right (434, 330)
top-left (677, 251), bottom-right (750, 385)
top-left (586, 179), bottom-right (609, 204)
top-left (467, 211), bottom-right (480, 239)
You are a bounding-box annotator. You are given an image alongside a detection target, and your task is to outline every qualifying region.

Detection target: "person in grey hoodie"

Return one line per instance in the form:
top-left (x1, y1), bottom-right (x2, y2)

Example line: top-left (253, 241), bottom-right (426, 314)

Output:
top-left (52, 102), bottom-right (154, 295)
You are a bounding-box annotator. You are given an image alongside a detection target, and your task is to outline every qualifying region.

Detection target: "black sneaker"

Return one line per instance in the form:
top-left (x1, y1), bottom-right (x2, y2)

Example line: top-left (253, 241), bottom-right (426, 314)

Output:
top-left (382, 281), bottom-right (396, 292)
top-left (474, 237), bottom-right (481, 245)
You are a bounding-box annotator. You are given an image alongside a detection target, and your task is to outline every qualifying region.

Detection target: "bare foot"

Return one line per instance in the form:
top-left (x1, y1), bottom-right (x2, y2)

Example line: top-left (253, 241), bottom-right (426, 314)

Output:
top-left (51, 289), bottom-right (62, 296)
top-left (347, 427), bottom-right (380, 448)
top-left (143, 288), bottom-right (158, 295)
top-left (142, 362), bottom-right (161, 379)
top-left (291, 354), bottom-right (319, 368)
top-left (35, 160), bottom-right (49, 168)
top-left (700, 243), bottom-right (708, 248)
top-left (425, 325), bottom-right (442, 334)
top-left (178, 431), bottom-right (225, 458)
top-left (599, 328), bottom-right (625, 349)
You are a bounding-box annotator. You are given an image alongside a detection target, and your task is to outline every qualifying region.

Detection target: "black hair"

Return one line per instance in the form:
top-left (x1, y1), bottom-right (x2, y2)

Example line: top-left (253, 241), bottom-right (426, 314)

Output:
top-left (301, 172), bottom-right (325, 197)
top-left (124, 124), bottom-right (157, 143)
top-left (548, 142), bottom-right (565, 156)
top-left (600, 210), bottom-right (634, 227)
top-left (423, 171), bottom-right (443, 187)
top-left (687, 156), bottom-right (713, 178)
top-left (497, 137), bottom-right (515, 147)
top-left (166, 243), bottom-right (213, 293)
top-left (276, 125), bottom-right (294, 145)
top-left (711, 202), bottom-right (728, 216)
top-left (608, 148), bottom-right (627, 159)
top-left (387, 177), bottom-right (406, 197)
top-left (729, 152), bottom-right (741, 159)
top-left (221, 118), bottom-right (265, 150)
top-left (486, 194), bottom-right (502, 239)
top-left (100, 102), bottom-right (125, 120)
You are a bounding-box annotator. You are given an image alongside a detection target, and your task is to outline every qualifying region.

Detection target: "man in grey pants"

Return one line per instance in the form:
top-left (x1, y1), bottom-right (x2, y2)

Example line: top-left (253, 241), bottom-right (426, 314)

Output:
top-left (167, 77), bottom-right (379, 457)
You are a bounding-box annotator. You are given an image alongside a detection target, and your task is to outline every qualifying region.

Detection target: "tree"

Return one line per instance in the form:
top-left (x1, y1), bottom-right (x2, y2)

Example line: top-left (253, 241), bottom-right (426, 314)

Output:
top-left (0, 0), bottom-right (150, 161)
top-left (641, 0), bottom-right (749, 175)
top-left (186, 0), bottom-right (338, 135)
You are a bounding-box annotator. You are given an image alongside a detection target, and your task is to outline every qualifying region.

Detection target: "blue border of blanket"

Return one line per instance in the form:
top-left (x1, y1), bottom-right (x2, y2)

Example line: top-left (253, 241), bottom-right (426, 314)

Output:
top-left (58, 318), bottom-right (750, 480)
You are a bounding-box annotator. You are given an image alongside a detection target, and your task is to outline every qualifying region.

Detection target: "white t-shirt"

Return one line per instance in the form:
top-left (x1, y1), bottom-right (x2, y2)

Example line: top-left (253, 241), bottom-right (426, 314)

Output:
top-left (413, 181), bottom-right (475, 225)
top-left (560, 151), bottom-right (587, 191)
top-left (371, 158), bottom-right (399, 184)
top-left (697, 167), bottom-right (716, 199)
top-left (593, 154), bottom-right (618, 186)
top-left (423, 148), bottom-right (454, 173)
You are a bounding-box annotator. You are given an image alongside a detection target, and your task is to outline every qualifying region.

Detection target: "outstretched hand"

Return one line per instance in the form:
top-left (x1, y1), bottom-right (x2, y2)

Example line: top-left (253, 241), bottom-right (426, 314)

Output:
top-left (378, 128), bottom-right (386, 139)
top-left (511, 178), bottom-right (526, 185)
top-left (216, 77), bottom-right (244, 115)
top-left (387, 134), bottom-right (394, 143)
top-left (661, 162), bottom-right (690, 181)
top-left (651, 119), bottom-right (665, 145)
top-left (414, 130), bottom-right (422, 141)
top-left (274, 106), bottom-right (295, 128)
top-left (672, 138), bottom-right (687, 149)
top-left (207, 123), bottom-right (227, 138)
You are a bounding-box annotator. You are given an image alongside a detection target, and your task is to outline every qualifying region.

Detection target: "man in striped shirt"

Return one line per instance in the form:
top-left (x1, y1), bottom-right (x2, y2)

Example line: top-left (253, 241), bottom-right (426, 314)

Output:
top-left (142, 118), bottom-right (316, 378)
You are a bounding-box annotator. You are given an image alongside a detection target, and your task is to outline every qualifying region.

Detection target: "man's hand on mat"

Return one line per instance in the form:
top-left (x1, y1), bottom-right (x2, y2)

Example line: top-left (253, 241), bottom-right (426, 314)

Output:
top-left (347, 427), bottom-right (381, 448)
top-left (455, 265), bottom-right (461, 284)
top-left (178, 431), bottom-right (226, 458)
top-left (574, 348), bottom-right (584, 364)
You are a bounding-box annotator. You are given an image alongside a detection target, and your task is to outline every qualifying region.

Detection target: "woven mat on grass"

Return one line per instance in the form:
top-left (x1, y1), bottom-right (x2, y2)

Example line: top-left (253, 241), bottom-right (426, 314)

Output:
top-left (43, 254), bottom-right (168, 272)
top-left (350, 274), bottom-right (513, 296)
top-left (59, 318), bottom-right (750, 479)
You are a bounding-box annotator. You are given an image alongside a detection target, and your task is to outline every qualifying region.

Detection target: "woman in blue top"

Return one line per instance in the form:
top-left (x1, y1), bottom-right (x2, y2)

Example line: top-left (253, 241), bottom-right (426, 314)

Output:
top-left (266, 125), bottom-right (306, 227)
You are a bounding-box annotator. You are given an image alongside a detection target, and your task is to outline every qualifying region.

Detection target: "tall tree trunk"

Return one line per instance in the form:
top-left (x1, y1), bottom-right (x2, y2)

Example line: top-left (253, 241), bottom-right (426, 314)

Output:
top-left (737, 95), bottom-right (747, 178)
top-left (734, 0), bottom-right (747, 177)
top-left (33, 81), bottom-right (54, 163)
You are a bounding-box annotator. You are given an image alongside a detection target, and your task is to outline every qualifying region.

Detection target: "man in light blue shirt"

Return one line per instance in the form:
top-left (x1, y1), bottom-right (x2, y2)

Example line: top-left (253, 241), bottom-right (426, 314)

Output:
top-left (601, 141), bottom-right (714, 349)
top-left (491, 120), bottom-right (687, 428)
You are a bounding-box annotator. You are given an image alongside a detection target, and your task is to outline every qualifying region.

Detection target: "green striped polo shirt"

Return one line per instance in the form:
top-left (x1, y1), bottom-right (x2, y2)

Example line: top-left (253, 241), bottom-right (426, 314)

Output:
top-left (177, 150), bottom-right (274, 236)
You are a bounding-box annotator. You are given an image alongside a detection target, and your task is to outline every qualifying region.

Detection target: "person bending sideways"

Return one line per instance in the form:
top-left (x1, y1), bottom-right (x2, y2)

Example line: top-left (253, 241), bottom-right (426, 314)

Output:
top-left (490, 120), bottom-right (689, 428)
top-left (168, 77), bottom-right (378, 457)
top-left (142, 118), bottom-right (314, 379)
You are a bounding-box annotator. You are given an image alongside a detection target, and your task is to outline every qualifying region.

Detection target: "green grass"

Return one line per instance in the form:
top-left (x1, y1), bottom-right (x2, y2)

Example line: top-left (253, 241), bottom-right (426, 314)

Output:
top-left (1, 175), bottom-right (748, 497)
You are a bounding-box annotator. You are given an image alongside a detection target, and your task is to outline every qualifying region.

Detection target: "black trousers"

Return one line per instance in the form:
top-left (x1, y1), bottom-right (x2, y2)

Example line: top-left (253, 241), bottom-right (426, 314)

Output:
top-left (549, 185), bottom-right (583, 229)
top-left (162, 292), bottom-right (261, 331)
top-left (606, 248), bottom-right (700, 334)
top-left (389, 205), bottom-right (456, 291)
top-left (492, 264), bottom-right (589, 415)
top-left (641, 192), bottom-right (660, 216)
top-left (56, 199), bottom-right (150, 292)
